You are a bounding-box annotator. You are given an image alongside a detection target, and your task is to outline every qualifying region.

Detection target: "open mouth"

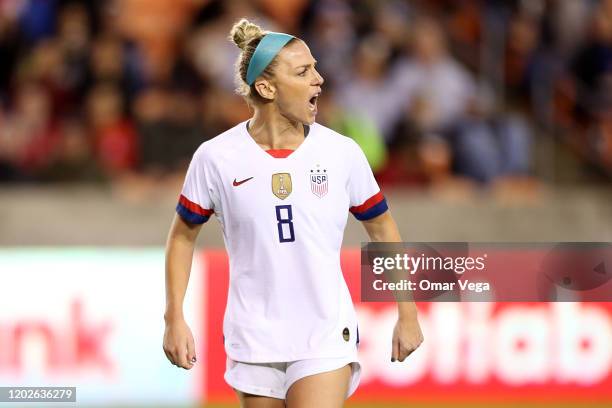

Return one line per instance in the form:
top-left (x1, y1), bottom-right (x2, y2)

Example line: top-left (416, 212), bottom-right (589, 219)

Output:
top-left (308, 92), bottom-right (320, 111)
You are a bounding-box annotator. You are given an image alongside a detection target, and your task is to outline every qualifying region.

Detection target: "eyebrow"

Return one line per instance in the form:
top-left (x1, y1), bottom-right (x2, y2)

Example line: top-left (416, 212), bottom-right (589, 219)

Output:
top-left (295, 60), bottom-right (317, 70)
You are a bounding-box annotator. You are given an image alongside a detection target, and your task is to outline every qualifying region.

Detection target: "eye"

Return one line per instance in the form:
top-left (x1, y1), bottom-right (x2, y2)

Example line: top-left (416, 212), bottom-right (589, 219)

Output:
top-left (298, 69), bottom-right (307, 77)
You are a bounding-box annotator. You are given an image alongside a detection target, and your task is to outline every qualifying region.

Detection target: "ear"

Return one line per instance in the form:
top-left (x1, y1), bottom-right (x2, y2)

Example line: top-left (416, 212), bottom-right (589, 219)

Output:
top-left (254, 79), bottom-right (276, 100)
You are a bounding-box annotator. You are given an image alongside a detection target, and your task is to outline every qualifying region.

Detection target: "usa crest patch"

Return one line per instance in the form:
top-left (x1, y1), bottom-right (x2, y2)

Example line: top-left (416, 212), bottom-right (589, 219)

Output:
top-left (310, 168), bottom-right (328, 198)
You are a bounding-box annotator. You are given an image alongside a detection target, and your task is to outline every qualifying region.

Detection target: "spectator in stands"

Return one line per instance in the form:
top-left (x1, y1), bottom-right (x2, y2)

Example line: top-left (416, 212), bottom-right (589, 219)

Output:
top-left (392, 17), bottom-right (477, 135)
top-left (135, 86), bottom-right (208, 175)
top-left (43, 116), bottom-right (105, 183)
top-left (0, 107), bottom-right (21, 181)
top-left (336, 33), bottom-right (407, 142)
top-left (303, 1), bottom-right (356, 88)
top-left (570, 3), bottom-right (612, 123)
top-left (392, 17), bottom-right (532, 184)
top-left (86, 82), bottom-right (138, 177)
top-left (317, 91), bottom-right (387, 173)
top-left (1, 82), bottom-right (60, 180)
top-left (566, 1), bottom-right (612, 171)
top-left (56, 2), bottom-right (91, 106)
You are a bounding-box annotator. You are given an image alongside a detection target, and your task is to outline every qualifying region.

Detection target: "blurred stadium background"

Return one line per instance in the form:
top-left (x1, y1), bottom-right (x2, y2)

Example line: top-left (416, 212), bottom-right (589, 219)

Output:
top-left (0, 0), bottom-right (611, 407)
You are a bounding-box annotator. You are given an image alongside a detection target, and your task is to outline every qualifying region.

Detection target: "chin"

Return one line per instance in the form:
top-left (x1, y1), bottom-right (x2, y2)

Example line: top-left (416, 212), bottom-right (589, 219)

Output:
top-left (283, 111), bottom-right (313, 126)
top-left (304, 111), bottom-right (317, 125)
top-left (294, 115), bottom-right (314, 126)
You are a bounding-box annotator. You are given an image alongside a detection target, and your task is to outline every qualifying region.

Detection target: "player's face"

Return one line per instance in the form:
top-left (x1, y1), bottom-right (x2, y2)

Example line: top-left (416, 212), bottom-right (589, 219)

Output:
top-left (272, 40), bottom-right (324, 125)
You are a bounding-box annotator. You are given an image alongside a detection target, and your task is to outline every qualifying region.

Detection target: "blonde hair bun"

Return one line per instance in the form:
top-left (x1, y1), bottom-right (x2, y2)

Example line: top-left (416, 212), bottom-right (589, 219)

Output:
top-left (229, 18), bottom-right (265, 51)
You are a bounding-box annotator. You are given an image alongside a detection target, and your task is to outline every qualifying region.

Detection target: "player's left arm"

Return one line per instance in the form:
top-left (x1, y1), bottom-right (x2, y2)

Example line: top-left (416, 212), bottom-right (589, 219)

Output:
top-left (362, 211), bottom-right (424, 362)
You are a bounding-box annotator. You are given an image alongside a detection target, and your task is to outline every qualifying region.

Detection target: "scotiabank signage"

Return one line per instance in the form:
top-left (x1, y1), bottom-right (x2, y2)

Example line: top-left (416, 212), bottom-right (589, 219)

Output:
top-left (202, 250), bottom-right (612, 403)
top-left (1, 249), bottom-right (610, 405)
top-left (0, 249), bottom-right (203, 406)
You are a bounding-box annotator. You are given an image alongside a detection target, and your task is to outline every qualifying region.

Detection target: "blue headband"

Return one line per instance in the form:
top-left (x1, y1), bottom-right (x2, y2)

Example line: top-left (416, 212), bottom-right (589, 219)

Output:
top-left (246, 32), bottom-right (295, 86)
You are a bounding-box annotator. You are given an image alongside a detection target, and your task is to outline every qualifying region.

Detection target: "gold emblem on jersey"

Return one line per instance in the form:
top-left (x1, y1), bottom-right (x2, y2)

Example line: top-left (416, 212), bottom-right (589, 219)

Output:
top-left (271, 173), bottom-right (292, 200)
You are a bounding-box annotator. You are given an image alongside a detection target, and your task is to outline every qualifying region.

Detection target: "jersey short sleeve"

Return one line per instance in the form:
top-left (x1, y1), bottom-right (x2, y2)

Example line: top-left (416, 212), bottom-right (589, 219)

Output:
top-left (347, 140), bottom-right (388, 221)
top-left (176, 148), bottom-right (215, 224)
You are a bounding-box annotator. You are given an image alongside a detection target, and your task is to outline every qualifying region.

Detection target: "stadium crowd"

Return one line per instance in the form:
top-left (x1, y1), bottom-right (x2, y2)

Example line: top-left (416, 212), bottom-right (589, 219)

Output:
top-left (0, 0), bottom-right (610, 187)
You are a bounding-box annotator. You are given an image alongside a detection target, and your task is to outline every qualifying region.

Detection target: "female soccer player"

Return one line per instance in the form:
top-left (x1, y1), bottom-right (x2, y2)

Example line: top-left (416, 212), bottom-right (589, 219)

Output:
top-left (163, 18), bottom-right (423, 408)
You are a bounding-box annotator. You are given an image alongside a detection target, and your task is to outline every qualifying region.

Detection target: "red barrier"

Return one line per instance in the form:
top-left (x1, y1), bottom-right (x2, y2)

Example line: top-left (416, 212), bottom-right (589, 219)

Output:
top-left (200, 249), bottom-right (612, 403)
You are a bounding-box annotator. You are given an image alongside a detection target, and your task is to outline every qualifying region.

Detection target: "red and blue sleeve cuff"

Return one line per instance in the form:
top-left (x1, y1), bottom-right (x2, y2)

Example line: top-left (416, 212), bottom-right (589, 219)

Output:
top-left (350, 191), bottom-right (388, 221)
top-left (176, 194), bottom-right (213, 224)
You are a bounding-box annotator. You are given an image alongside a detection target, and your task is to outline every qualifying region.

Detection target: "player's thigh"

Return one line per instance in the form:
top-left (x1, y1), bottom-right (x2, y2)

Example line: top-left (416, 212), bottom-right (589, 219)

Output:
top-left (235, 390), bottom-right (286, 408)
top-left (285, 364), bottom-right (352, 408)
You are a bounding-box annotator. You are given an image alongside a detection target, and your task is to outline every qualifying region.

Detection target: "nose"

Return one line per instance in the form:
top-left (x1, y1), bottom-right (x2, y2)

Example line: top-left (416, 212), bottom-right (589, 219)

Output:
top-left (313, 68), bottom-right (324, 86)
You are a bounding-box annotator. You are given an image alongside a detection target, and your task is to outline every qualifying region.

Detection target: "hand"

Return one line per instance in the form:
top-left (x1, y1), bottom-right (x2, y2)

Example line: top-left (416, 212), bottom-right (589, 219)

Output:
top-left (163, 318), bottom-right (197, 369)
top-left (391, 315), bottom-right (424, 362)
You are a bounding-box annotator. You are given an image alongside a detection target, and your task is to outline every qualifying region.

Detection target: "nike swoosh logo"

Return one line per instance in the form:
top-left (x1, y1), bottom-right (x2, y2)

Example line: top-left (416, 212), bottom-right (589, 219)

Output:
top-left (233, 177), bottom-right (254, 187)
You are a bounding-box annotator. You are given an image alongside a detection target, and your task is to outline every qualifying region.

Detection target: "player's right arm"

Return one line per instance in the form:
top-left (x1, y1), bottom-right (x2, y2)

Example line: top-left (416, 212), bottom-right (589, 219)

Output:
top-left (163, 213), bottom-right (202, 370)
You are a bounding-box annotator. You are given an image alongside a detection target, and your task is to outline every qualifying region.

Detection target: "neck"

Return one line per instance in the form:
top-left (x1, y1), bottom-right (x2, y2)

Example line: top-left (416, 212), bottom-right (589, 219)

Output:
top-left (248, 105), bottom-right (305, 150)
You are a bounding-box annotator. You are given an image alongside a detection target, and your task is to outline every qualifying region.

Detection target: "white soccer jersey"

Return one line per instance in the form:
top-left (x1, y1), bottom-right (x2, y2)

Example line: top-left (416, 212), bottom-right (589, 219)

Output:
top-left (177, 120), bottom-right (388, 362)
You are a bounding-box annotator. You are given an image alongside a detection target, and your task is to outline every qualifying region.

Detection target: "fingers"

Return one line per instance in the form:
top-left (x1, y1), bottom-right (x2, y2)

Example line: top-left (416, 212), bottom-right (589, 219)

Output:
top-left (177, 347), bottom-right (190, 369)
top-left (164, 346), bottom-right (179, 367)
top-left (392, 335), bottom-right (424, 363)
top-left (398, 344), bottom-right (412, 362)
top-left (176, 337), bottom-right (194, 369)
top-left (397, 346), bottom-right (407, 362)
top-left (163, 321), bottom-right (197, 370)
top-left (391, 335), bottom-right (399, 362)
top-left (163, 348), bottom-right (175, 366)
top-left (187, 335), bottom-right (197, 366)
top-left (398, 339), bottom-right (419, 362)
top-left (163, 342), bottom-right (195, 370)
top-left (404, 335), bottom-right (425, 361)
top-left (178, 335), bottom-right (197, 370)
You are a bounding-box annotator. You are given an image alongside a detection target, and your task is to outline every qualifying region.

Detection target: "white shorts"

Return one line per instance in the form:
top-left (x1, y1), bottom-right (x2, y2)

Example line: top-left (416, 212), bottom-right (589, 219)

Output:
top-left (224, 356), bottom-right (361, 400)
